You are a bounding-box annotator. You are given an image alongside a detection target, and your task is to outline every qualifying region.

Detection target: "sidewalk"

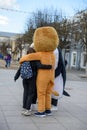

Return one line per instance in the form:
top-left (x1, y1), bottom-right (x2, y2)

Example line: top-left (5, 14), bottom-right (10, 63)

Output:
top-left (0, 59), bottom-right (19, 70)
top-left (0, 62), bottom-right (87, 130)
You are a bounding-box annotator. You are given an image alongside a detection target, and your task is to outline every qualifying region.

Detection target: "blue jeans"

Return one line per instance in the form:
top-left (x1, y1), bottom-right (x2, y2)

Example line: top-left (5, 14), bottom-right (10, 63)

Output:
top-left (5, 60), bottom-right (11, 67)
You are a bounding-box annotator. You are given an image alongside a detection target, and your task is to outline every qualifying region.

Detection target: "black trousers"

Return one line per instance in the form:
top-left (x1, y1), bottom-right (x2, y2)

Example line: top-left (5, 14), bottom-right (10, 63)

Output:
top-left (22, 76), bottom-right (37, 110)
top-left (51, 98), bottom-right (58, 106)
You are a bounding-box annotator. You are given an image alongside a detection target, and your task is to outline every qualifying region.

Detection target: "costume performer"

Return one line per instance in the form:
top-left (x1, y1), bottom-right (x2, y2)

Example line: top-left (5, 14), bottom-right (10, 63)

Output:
top-left (51, 47), bottom-right (70, 111)
top-left (20, 26), bottom-right (59, 117)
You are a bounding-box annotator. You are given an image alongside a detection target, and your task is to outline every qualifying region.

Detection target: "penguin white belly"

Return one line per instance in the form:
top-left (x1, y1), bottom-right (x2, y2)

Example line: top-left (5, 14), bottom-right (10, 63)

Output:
top-left (52, 73), bottom-right (63, 99)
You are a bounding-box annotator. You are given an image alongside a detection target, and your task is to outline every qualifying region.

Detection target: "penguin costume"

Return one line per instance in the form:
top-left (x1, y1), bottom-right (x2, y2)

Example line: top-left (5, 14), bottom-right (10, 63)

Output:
top-left (51, 47), bottom-right (70, 110)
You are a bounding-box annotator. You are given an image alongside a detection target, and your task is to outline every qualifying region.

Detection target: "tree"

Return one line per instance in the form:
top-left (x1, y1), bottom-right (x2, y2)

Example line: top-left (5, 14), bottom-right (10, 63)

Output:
top-left (23, 26), bottom-right (35, 44)
top-left (73, 10), bottom-right (87, 63)
top-left (0, 41), bottom-right (11, 55)
top-left (14, 37), bottom-right (24, 57)
top-left (80, 10), bottom-right (87, 48)
top-left (24, 9), bottom-right (70, 48)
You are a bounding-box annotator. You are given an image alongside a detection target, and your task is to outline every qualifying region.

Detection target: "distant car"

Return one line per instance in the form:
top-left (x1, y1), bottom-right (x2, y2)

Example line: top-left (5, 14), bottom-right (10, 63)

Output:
top-left (0, 53), bottom-right (3, 59)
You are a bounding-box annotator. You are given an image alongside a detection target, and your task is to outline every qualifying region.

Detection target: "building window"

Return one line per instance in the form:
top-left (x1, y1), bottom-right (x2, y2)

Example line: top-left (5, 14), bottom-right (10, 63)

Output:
top-left (81, 52), bottom-right (86, 68)
top-left (71, 51), bottom-right (77, 67)
top-left (83, 54), bottom-right (86, 66)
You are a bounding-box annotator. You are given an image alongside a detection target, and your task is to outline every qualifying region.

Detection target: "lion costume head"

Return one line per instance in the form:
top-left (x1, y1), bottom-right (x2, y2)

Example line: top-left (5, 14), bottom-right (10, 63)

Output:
top-left (33, 26), bottom-right (59, 52)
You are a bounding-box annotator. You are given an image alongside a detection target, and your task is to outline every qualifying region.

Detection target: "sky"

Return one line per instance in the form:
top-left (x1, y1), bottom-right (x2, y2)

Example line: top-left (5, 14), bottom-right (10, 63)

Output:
top-left (0, 0), bottom-right (87, 33)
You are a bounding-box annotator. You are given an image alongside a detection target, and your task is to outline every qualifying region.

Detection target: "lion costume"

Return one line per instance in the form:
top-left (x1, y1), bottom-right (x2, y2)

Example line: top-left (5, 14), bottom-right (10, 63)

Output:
top-left (20, 26), bottom-right (59, 116)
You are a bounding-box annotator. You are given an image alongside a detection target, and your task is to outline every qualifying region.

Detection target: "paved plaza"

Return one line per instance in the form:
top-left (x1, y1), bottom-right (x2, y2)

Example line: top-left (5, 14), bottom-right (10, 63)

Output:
top-left (0, 68), bottom-right (87, 130)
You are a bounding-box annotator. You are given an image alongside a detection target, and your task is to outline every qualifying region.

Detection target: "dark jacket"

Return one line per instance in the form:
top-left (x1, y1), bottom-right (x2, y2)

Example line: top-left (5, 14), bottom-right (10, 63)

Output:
top-left (14, 60), bottom-right (52, 81)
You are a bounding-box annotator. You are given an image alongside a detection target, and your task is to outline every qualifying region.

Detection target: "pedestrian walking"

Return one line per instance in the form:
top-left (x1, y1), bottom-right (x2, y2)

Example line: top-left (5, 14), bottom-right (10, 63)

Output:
top-left (4, 53), bottom-right (11, 68)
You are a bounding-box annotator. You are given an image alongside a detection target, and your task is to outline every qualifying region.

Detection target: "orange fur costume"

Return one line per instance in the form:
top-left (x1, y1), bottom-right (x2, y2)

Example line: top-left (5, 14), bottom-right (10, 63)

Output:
top-left (20, 27), bottom-right (59, 112)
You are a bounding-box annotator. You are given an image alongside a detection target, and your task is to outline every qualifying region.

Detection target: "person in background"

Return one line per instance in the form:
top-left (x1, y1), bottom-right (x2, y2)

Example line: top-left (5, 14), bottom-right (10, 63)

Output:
top-left (4, 53), bottom-right (11, 68)
top-left (14, 47), bottom-right (52, 116)
top-left (7, 54), bottom-right (11, 67)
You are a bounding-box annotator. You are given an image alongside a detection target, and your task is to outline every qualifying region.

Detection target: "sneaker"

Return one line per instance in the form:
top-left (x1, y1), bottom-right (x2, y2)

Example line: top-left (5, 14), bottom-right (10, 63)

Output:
top-left (22, 110), bottom-right (31, 116)
top-left (45, 110), bottom-right (52, 116)
top-left (34, 111), bottom-right (46, 117)
top-left (21, 108), bottom-right (26, 115)
top-left (51, 105), bottom-right (58, 111)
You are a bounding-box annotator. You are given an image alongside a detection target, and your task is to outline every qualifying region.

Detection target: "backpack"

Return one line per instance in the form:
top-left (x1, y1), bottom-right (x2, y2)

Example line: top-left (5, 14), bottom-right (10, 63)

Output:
top-left (20, 61), bottom-right (33, 79)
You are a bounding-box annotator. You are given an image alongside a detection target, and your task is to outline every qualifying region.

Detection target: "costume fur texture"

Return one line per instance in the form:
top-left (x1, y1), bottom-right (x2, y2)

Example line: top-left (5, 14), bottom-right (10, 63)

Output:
top-left (20, 26), bottom-right (59, 112)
